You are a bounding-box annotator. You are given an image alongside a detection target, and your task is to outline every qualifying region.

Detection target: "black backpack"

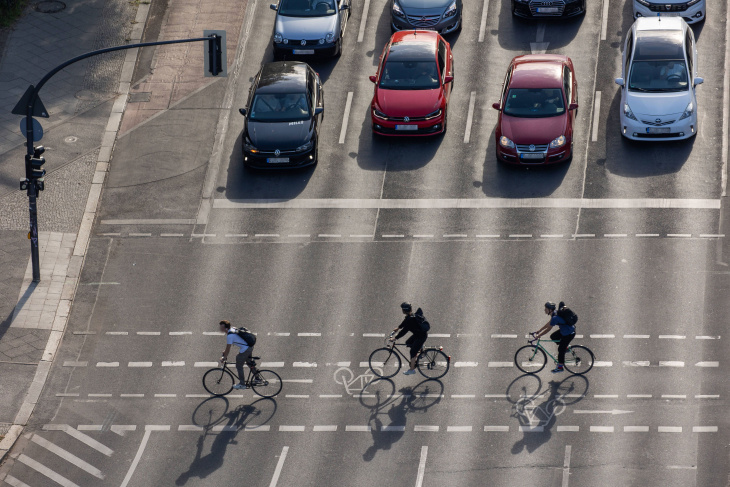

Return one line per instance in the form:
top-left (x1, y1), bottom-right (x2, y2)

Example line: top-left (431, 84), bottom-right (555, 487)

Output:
top-left (414, 308), bottom-right (431, 333)
top-left (231, 327), bottom-right (256, 346)
top-left (556, 305), bottom-right (578, 327)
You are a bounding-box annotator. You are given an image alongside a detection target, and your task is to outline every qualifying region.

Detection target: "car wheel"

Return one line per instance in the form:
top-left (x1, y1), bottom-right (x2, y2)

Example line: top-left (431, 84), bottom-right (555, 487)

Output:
top-left (335, 38), bottom-right (342, 57)
top-left (441, 111), bottom-right (448, 135)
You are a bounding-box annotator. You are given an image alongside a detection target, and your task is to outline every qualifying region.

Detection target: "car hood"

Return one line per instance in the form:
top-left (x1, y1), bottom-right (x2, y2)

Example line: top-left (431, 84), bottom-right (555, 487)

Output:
top-left (276, 14), bottom-right (338, 39)
top-left (500, 114), bottom-right (568, 145)
top-left (246, 119), bottom-right (313, 150)
top-left (398, 0), bottom-right (453, 10)
top-left (375, 89), bottom-right (443, 117)
top-left (625, 91), bottom-right (691, 118)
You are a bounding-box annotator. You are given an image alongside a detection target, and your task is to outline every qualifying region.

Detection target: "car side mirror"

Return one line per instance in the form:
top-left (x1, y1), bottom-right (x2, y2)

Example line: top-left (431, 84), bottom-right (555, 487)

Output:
top-left (569, 103), bottom-right (579, 111)
top-left (694, 77), bottom-right (704, 86)
top-left (340, 4), bottom-right (349, 9)
top-left (239, 108), bottom-right (247, 116)
top-left (492, 102), bottom-right (501, 111)
top-left (369, 75), bottom-right (376, 83)
top-left (444, 75), bottom-right (454, 84)
top-left (614, 78), bottom-right (624, 86)
top-left (270, 3), bottom-right (277, 10)
top-left (314, 107), bottom-right (324, 115)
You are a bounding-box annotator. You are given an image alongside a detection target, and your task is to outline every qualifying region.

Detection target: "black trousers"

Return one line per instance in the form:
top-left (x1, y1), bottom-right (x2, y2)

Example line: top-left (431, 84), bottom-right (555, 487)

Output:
top-left (550, 329), bottom-right (575, 365)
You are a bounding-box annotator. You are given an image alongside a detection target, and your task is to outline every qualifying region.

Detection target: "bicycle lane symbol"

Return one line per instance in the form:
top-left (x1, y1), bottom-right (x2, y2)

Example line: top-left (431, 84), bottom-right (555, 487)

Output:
top-left (334, 367), bottom-right (383, 395)
top-left (512, 392), bottom-right (566, 426)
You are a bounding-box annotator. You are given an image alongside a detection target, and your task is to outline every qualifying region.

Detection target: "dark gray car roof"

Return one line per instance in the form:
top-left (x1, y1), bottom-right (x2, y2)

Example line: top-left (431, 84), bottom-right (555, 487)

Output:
top-left (634, 30), bottom-right (685, 61)
top-left (256, 61), bottom-right (309, 94)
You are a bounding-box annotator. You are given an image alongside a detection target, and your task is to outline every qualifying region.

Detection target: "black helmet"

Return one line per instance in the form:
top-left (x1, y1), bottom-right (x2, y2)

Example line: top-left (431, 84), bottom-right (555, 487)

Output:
top-left (544, 301), bottom-right (556, 311)
top-left (400, 302), bottom-right (412, 312)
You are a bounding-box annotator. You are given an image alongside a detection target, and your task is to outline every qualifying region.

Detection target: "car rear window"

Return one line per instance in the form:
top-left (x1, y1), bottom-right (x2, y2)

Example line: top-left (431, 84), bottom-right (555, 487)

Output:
top-left (379, 61), bottom-right (440, 90)
top-left (250, 93), bottom-right (311, 121)
top-left (504, 88), bottom-right (565, 118)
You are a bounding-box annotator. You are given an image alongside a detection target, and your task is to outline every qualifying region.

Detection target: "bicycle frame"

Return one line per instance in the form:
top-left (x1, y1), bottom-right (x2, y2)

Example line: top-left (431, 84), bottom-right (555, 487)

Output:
top-left (530, 338), bottom-right (565, 364)
top-left (221, 361), bottom-right (260, 385)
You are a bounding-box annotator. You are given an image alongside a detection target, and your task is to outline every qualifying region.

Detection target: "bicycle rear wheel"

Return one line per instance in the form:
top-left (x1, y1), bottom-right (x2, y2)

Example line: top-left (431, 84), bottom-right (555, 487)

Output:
top-left (514, 345), bottom-right (547, 374)
top-left (416, 348), bottom-right (450, 379)
top-left (563, 345), bottom-right (594, 375)
top-left (251, 369), bottom-right (283, 398)
top-left (369, 348), bottom-right (401, 378)
top-left (203, 367), bottom-right (235, 396)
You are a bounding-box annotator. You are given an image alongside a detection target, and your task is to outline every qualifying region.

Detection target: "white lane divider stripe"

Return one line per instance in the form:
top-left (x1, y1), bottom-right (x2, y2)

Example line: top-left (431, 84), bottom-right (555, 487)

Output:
top-left (415, 446), bottom-right (428, 487)
top-left (279, 426), bottom-right (305, 432)
top-left (42, 425), bottom-right (113, 456)
top-left (18, 454), bottom-right (80, 487)
top-left (111, 425), bottom-right (137, 436)
top-left (194, 362), bottom-right (219, 367)
top-left (624, 335), bottom-right (650, 339)
top-left (557, 426), bottom-right (579, 432)
top-left (693, 426), bottom-right (718, 432)
top-left (31, 434), bottom-right (104, 479)
top-left (659, 335), bottom-right (686, 339)
top-left (292, 362), bottom-right (317, 367)
top-left (128, 362), bottom-right (152, 367)
top-left (96, 362), bottom-right (119, 367)
top-left (478, 0), bottom-right (489, 42)
top-left (590, 334), bottom-right (614, 338)
top-left (488, 362), bottom-right (513, 367)
top-left (601, 0), bottom-right (609, 40)
top-left (464, 92), bottom-right (476, 143)
top-left (137, 331), bottom-right (160, 336)
top-left (624, 426), bottom-right (649, 432)
top-left (161, 361), bottom-right (185, 366)
top-left (491, 334), bottom-right (517, 338)
top-left (594, 361), bottom-right (613, 367)
top-left (660, 361), bottom-right (685, 367)
top-left (357, 0), bottom-right (370, 42)
top-left (591, 91), bottom-right (601, 142)
top-left (658, 426), bottom-right (682, 433)
top-left (345, 425), bottom-right (371, 432)
top-left (298, 332), bottom-right (321, 337)
top-left (696, 335), bottom-right (721, 339)
top-left (446, 426), bottom-right (472, 432)
top-left (339, 92), bottom-right (353, 144)
top-left (590, 426), bottom-right (614, 433)
top-left (562, 445), bottom-right (572, 487)
top-left (313, 425), bottom-right (337, 431)
top-left (696, 361), bottom-right (719, 367)
top-left (414, 425), bottom-right (439, 432)
top-left (363, 333), bottom-right (385, 337)
top-left (484, 426), bottom-right (509, 432)
top-left (454, 362), bottom-right (478, 367)
top-left (262, 362), bottom-right (285, 368)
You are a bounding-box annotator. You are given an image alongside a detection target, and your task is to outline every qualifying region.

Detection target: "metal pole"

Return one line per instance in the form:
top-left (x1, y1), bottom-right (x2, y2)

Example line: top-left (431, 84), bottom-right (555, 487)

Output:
top-left (25, 91), bottom-right (39, 282)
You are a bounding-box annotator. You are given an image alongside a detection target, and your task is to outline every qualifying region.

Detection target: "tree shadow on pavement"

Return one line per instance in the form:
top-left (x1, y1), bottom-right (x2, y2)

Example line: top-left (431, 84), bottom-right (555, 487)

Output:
top-left (176, 396), bottom-right (278, 485)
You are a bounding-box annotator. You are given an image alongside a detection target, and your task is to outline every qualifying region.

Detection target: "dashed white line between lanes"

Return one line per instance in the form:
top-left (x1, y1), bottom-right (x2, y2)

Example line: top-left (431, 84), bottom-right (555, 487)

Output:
top-left (591, 91), bottom-right (601, 142)
top-left (601, 0), bottom-right (609, 40)
top-left (464, 92), bottom-right (476, 143)
top-left (357, 0), bottom-right (370, 42)
top-left (478, 0), bottom-right (489, 42)
top-left (415, 446), bottom-right (428, 487)
top-left (339, 92), bottom-right (353, 144)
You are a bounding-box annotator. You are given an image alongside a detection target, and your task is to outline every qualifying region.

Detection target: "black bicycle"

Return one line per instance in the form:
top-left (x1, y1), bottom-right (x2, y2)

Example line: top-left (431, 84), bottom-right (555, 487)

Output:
top-left (202, 356), bottom-right (282, 398)
top-left (368, 333), bottom-right (450, 379)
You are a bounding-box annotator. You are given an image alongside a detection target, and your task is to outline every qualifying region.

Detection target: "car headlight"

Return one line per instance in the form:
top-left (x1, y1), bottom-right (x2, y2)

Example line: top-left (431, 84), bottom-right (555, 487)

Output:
top-left (679, 101), bottom-right (694, 121)
top-left (687, 0), bottom-right (701, 5)
top-left (392, 2), bottom-right (405, 18)
top-left (636, 0), bottom-right (650, 6)
top-left (499, 136), bottom-right (514, 149)
top-left (623, 103), bottom-right (637, 121)
top-left (274, 33), bottom-right (283, 43)
top-left (424, 109), bottom-right (442, 120)
top-left (295, 140), bottom-right (314, 152)
top-left (549, 135), bottom-right (566, 149)
top-left (325, 33), bottom-right (335, 43)
top-left (243, 138), bottom-right (259, 153)
top-left (443, 1), bottom-right (457, 19)
top-left (373, 108), bottom-right (388, 120)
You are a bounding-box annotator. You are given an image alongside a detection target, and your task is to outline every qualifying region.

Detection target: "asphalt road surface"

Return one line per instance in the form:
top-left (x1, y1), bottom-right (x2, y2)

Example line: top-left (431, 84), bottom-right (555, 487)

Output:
top-left (3, 0), bottom-right (730, 486)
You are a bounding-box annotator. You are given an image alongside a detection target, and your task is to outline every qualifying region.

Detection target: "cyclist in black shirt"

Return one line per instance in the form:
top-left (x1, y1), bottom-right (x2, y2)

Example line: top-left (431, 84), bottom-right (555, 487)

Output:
top-left (389, 302), bottom-right (428, 375)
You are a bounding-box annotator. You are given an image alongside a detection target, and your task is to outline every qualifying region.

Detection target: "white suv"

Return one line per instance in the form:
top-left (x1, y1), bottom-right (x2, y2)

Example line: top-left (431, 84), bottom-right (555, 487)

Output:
top-left (615, 17), bottom-right (703, 141)
top-left (634, 0), bottom-right (705, 24)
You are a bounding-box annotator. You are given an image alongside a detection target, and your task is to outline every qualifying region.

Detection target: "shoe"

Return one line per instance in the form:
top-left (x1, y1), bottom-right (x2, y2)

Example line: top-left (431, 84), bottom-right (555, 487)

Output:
top-left (551, 366), bottom-right (564, 374)
top-left (233, 383), bottom-right (247, 389)
top-left (403, 369), bottom-right (416, 375)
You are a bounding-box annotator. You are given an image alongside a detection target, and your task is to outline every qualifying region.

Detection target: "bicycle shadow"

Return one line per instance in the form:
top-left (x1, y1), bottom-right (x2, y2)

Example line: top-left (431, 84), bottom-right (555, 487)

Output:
top-left (507, 374), bottom-right (588, 454)
top-left (360, 379), bottom-right (444, 461)
top-left (175, 396), bottom-right (278, 485)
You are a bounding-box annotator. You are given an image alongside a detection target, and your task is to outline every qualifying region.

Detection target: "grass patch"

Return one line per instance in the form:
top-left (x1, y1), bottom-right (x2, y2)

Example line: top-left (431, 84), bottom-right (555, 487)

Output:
top-left (0, 0), bottom-right (28, 28)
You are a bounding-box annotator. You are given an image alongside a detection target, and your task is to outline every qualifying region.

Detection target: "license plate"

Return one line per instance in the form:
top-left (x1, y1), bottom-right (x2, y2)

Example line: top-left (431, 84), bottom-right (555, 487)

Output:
top-left (646, 127), bottom-right (671, 134)
top-left (658, 12), bottom-right (680, 17)
top-left (292, 49), bottom-right (315, 55)
top-left (395, 125), bottom-right (418, 131)
top-left (267, 157), bottom-right (290, 163)
top-left (536, 7), bottom-right (560, 13)
top-left (521, 153), bottom-right (544, 160)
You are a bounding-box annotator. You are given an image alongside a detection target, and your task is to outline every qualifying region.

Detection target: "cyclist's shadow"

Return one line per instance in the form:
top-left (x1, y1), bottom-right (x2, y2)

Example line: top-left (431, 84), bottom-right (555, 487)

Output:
top-left (362, 379), bottom-right (444, 461)
top-left (176, 397), bottom-right (277, 485)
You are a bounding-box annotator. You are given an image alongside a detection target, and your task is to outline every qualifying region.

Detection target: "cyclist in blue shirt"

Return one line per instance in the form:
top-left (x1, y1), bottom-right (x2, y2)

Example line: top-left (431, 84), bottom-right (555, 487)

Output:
top-left (532, 301), bottom-right (576, 373)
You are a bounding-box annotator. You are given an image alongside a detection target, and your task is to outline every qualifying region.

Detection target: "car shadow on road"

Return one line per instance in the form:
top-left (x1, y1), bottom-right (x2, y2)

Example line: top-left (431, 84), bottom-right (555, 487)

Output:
top-left (506, 373), bottom-right (588, 454)
top-left (175, 396), bottom-right (278, 485)
top-left (359, 378), bottom-right (444, 461)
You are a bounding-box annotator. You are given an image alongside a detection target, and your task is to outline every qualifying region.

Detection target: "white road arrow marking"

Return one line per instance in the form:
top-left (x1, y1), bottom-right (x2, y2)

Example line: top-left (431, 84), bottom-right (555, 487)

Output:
top-left (574, 409), bottom-right (634, 415)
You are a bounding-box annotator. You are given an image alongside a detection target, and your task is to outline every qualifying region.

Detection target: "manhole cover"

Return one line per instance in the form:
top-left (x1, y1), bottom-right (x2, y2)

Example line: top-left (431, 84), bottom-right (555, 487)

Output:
top-left (34, 1), bottom-right (66, 13)
top-left (128, 92), bottom-right (152, 103)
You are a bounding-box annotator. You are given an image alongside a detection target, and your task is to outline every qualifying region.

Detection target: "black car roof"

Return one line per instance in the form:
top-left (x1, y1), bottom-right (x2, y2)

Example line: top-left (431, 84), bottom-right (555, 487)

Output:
top-left (256, 62), bottom-right (309, 94)
top-left (634, 30), bottom-right (685, 61)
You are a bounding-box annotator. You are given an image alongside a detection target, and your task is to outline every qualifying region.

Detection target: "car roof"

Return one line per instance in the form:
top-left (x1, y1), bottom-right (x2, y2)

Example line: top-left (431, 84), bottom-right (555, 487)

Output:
top-left (633, 29), bottom-right (685, 61)
top-left (256, 61), bottom-right (309, 94)
top-left (509, 55), bottom-right (567, 89)
top-left (633, 16), bottom-right (685, 32)
top-left (386, 30), bottom-right (438, 62)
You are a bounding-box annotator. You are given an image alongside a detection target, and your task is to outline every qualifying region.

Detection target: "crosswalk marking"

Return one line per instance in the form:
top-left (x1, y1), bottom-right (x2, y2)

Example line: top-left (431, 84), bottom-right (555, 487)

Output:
top-left (31, 434), bottom-right (105, 479)
top-left (17, 454), bottom-right (80, 487)
top-left (2, 475), bottom-right (31, 487)
top-left (42, 425), bottom-right (113, 456)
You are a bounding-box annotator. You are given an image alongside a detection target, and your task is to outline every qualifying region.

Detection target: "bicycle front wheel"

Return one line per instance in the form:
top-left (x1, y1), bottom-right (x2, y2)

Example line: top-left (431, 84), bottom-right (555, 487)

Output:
top-left (369, 348), bottom-right (402, 378)
top-left (251, 369), bottom-right (283, 398)
top-left (514, 346), bottom-right (547, 374)
top-left (203, 367), bottom-right (235, 396)
top-left (563, 345), bottom-right (594, 375)
top-left (416, 348), bottom-right (450, 379)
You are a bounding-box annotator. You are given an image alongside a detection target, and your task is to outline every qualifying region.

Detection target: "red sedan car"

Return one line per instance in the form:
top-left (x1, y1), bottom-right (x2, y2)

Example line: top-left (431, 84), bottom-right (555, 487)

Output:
top-left (370, 30), bottom-right (453, 136)
top-left (493, 54), bottom-right (578, 165)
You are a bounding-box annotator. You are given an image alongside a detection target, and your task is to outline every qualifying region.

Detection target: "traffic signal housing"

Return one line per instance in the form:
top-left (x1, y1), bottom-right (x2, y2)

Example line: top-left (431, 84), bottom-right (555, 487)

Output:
top-left (29, 145), bottom-right (45, 179)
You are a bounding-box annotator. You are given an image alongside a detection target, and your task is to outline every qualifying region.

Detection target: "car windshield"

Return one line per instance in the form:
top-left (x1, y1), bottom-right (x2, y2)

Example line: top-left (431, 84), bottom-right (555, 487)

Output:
top-left (249, 93), bottom-right (311, 122)
top-left (628, 60), bottom-right (689, 92)
top-left (503, 88), bottom-right (565, 118)
top-left (279, 0), bottom-right (337, 16)
top-left (379, 60), bottom-right (440, 90)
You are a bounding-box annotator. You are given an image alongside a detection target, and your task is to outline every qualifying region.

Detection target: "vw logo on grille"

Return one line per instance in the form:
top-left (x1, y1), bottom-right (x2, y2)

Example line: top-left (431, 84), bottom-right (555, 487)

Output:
top-left (655, 118), bottom-right (661, 123)
top-left (529, 144), bottom-right (536, 151)
top-left (404, 116), bottom-right (410, 122)
top-left (300, 40), bottom-right (306, 46)
top-left (274, 149), bottom-right (280, 156)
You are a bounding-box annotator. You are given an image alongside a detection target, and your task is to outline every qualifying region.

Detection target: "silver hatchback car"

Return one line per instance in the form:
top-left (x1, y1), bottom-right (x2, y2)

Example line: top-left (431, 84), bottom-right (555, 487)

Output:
top-left (271, 0), bottom-right (351, 58)
top-left (390, 0), bottom-right (462, 35)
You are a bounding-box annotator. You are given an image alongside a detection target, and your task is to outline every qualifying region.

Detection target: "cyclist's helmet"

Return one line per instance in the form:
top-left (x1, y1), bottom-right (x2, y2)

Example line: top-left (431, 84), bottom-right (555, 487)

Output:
top-left (400, 302), bottom-right (412, 312)
top-left (544, 301), bottom-right (556, 311)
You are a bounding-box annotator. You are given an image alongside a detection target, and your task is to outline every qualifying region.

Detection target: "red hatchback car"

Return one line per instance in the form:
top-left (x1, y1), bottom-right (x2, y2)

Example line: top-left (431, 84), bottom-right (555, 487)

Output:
top-left (370, 30), bottom-right (453, 136)
top-left (493, 54), bottom-right (578, 165)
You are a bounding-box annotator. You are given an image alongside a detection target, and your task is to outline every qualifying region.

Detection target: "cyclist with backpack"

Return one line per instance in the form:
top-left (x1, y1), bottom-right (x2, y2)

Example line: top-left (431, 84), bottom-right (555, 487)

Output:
top-left (531, 301), bottom-right (577, 374)
top-left (219, 320), bottom-right (256, 389)
top-left (389, 302), bottom-right (429, 375)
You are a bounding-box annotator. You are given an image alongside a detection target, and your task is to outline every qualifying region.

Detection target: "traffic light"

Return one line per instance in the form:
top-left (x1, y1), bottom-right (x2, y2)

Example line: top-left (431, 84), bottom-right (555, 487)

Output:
top-left (207, 34), bottom-right (222, 76)
top-left (30, 145), bottom-right (45, 179)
